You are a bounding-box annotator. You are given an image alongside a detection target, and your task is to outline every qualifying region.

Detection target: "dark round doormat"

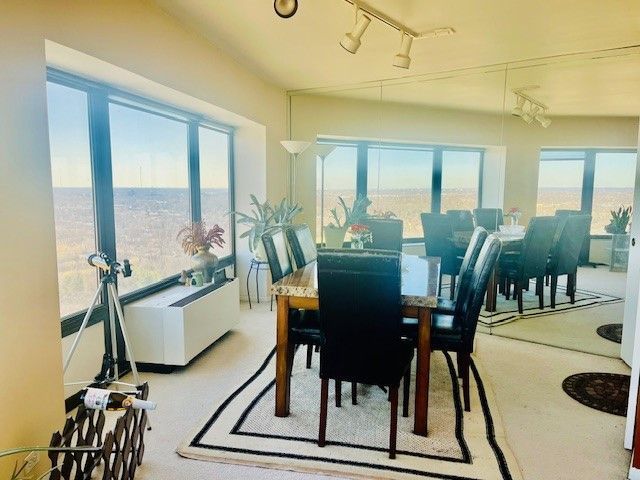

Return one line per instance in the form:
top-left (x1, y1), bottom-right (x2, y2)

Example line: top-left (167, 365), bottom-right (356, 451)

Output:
top-left (562, 373), bottom-right (630, 416)
top-left (596, 323), bottom-right (623, 344)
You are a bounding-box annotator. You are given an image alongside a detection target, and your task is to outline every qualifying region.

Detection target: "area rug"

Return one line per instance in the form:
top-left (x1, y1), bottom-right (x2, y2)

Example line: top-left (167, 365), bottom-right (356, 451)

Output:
top-left (596, 324), bottom-right (623, 344)
top-left (562, 373), bottom-right (630, 416)
top-left (178, 346), bottom-right (521, 480)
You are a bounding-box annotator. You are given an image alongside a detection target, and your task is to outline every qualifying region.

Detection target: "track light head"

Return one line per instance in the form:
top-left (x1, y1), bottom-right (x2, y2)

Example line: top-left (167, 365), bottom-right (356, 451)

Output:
top-left (522, 105), bottom-right (540, 124)
top-left (274, 0), bottom-right (298, 18)
top-left (393, 32), bottom-right (413, 69)
top-left (511, 95), bottom-right (526, 117)
top-left (340, 10), bottom-right (371, 54)
top-left (535, 110), bottom-right (552, 128)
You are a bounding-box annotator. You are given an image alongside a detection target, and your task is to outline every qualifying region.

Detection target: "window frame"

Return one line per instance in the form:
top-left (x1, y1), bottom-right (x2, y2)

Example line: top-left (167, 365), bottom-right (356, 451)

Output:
top-left (318, 137), bottom-right (485, 242)
top-left (47, 69), bottom-right (236, 340)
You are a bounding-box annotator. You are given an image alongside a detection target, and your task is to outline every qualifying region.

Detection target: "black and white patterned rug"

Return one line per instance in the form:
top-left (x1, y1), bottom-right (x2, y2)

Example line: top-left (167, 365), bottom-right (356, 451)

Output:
top-left (179, 347), bottom-right (521, 479)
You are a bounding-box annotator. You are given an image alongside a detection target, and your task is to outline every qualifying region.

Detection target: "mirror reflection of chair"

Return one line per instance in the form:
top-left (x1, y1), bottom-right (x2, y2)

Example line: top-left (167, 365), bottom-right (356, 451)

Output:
top-left (473, 208), bottom-right (504, 232)
top-left (554, 209), bottom-right (593, 267)
top-left (262, 228), bottom-right (320, 369)
top-left (361, 217), bottom-right (404, 252)
top-left (316, 249), bottom-right (413, 459)
top-left (286, 224), bottom-right (317, 269)
top-left (446, 209), bottom-right (475, 232)
top-left (421, 213), bottom-right (462, 299)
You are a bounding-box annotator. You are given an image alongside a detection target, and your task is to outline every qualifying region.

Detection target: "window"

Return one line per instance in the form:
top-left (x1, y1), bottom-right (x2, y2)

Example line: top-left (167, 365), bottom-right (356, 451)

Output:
top-left (199, 126), bottom-right (232, 257)
top-left (368, 146), bottom-right (433, 238)
top-left (46, 82), bottom-right (98, 318)
top-left (441, 150), bottom-right (481, 214)
top-left (316, 145), bottom-right (357, 239)
top-left (46, 70), bottom-right (235, 333)
top-left (536, 149), bottom-right (637, 234)
top-left (109, 104), bottom-right (191, 294)
top-left (593, 151), bottom-right (637, 234)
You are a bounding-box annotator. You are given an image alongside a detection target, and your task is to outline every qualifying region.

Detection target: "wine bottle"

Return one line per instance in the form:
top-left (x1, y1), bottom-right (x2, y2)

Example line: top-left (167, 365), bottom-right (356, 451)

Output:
top-left (80, 387), bottom-right (156, 411)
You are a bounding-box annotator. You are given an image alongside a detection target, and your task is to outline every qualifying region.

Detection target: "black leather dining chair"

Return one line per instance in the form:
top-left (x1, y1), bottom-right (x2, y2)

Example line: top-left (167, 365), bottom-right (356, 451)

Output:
top-left (420, 213), bottom-right (462, 299)
top-left (446, 210), bottom-right (475, 232)
top-left (262, 229), bottom-right (320, 369)
top-left (500, 216), bottom-right (559, 313)
top-left (555, 209), bottom-right (592, 266)
top-left (361, 217), bottom-right (404, 252)
top-left (402, 235), bottom-right (502, 411)
top-left (473, 208), bottom-right (504, 232)
top-left (285, 224), bottom-right (317, 269)
top-left (316, 249), bottom-right (413, 459)
top-left (547, 215), bottom-right (591, 308)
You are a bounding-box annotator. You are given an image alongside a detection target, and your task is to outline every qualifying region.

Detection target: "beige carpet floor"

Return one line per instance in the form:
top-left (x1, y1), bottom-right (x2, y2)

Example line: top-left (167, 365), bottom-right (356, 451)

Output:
top-left (122, 301), bottom-right (632, 480)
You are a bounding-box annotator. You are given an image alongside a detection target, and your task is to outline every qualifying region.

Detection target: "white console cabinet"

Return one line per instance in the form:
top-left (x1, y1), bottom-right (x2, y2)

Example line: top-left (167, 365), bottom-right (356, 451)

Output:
top-left (124, 278), bottom-right (239, 367)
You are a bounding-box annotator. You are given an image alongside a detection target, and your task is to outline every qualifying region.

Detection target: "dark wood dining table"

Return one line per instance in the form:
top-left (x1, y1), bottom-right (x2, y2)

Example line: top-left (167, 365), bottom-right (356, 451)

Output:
top-left (271, 254), bottom-right (440, 436)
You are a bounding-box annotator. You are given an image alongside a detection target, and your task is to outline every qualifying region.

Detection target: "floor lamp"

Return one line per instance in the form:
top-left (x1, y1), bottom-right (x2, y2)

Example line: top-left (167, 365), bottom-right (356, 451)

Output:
top-left (315, 144), bottom-right (337, 245)
top-left (280, 140), bottom-right (310, 204)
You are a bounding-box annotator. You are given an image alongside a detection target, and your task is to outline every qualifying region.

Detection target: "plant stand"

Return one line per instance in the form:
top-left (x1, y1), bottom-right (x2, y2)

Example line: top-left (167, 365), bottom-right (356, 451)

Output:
top-left (610, 233), bottom-right (630, 272)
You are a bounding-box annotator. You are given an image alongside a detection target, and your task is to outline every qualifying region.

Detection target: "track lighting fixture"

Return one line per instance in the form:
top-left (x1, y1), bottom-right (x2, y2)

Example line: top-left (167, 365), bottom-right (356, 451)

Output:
top-left (340, 8), bottom-right (371, 54)
top-left (393, 31), bottom-right (413, 69)
top-left (512, 89), bottom-right (551, 128)
top-left (274, 0), bottom-right (298, 18)
top-left (511, 95), bottom-right (526, 117)
top-left (535, 110), bottom-right (552, 128)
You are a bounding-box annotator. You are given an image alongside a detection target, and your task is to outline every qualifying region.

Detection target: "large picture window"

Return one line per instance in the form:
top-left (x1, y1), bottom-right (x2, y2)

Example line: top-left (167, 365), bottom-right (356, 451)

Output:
top-left (318, 139), bottom-right (483, 240)
top-left (46, 70), bottom-right (235, 332)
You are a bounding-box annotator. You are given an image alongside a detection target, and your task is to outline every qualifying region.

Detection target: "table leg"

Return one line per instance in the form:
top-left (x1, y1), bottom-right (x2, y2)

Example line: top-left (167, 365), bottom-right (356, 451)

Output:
top-left (485, 266), bottom-right (497, 312)
top-left (414, 307), bottom-right (431, 436)
top-left (275, 295), bottom-right (291, 417)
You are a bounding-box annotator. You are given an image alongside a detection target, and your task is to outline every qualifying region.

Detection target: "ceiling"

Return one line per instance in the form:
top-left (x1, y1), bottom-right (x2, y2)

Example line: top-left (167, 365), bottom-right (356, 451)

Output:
top-left (154, 0), bottom-right (640, 116)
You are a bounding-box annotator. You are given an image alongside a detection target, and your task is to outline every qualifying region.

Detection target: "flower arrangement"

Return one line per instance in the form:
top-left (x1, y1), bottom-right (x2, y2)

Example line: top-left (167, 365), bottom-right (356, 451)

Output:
top-left (176, 221), bottom-right (225, 255)
top-left (605, 206), bottom-right (632, 234)
top-left (348, 223), bottom-right (372, 249)
top-left (504, 207), bottom-right (522, 225)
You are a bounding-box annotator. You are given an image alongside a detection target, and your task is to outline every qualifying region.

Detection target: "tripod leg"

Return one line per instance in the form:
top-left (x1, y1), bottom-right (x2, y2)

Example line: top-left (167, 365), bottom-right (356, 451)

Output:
top-left (63, 282), bottom-right (104, 374)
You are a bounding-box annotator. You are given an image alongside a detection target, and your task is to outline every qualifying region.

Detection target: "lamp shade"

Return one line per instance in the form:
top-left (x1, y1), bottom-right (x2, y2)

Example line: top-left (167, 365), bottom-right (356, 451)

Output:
top-left (281, 140), bottom-right (311, 155)
top-left (315, 144), bottom-right (337, 159)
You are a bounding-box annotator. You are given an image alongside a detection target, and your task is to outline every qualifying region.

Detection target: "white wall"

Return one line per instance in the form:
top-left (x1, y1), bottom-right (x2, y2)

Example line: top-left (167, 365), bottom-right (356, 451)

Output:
top-left (0, 2), bottom-right (287, 475)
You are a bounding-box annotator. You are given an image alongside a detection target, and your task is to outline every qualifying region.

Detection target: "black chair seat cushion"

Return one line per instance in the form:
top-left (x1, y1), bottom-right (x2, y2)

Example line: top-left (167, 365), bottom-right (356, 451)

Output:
top-left (289, 310), bottom-right (321, 345)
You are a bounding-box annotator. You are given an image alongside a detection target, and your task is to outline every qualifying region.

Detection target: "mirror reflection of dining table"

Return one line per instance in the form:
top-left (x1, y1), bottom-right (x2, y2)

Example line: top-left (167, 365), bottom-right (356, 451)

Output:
top-left (453, 229), bottom-right (526, 312)
top-left (271, 254), bottom-right (440, 436)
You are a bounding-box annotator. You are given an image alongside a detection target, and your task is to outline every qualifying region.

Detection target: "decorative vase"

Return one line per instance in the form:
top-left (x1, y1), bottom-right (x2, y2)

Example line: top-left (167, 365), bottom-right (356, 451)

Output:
top-left (324, 225), bottom-right (348, 248)
top-left (191, 246), bottom-right (218, 283)
top-left (351, 236), bottom-right (364, 249)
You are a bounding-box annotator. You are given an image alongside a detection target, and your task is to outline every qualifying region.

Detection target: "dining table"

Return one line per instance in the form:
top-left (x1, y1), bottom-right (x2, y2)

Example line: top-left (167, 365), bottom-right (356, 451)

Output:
top-left (271, 254), bottom-right (441, 436)
top-left (452, 229), bottom-right (526, 312)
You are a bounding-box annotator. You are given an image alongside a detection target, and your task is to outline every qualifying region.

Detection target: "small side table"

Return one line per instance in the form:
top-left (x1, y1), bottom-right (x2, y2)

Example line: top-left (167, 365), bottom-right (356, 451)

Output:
top-left (247, 258), bottom-right (270, 309)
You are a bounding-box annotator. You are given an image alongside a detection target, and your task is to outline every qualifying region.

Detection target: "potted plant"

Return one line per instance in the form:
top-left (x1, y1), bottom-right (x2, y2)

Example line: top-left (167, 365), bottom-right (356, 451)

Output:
top-left (605, 205), bottom-right (632, 272)
top-left (232, 195), bottom-right (302, 261)
top-left (176, 221), bottom-right (226, 283)
top-left (324, 195), bottom-right (372, 248)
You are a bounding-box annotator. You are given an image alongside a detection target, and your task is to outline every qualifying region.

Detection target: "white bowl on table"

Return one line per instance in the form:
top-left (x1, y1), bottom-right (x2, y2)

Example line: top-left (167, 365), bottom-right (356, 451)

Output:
top-left (499, 224), bottom-right (525, 235)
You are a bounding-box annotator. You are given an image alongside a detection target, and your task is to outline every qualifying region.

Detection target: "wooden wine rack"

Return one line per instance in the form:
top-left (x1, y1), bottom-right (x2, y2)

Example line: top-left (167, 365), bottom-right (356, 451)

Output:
top-left (47, 383), bottom-right (149, 480)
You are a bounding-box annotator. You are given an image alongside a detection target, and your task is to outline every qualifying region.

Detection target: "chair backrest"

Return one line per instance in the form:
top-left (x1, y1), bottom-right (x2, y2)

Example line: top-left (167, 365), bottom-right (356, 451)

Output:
top-left (455, 234), bottom-right (502, 347)
top-left (446, 210), bottom-right (475, 232)
top-left (517, 216), bottom-right (559, 280)
top-left (454, 227), bottom-right (488, 302)
top-left (261, 228), bottom-right (293, 283)
top-left (549, 215), bottom-right (591, 275)
top-left (361, 217), bottom-right (404, 252)
top-left (473, 208), bottom-right (504, 232)
top-left (555, 209), bottom-right (582, 217)
top-left (285, 224), bottom-right (317, 269)
top-left (421, 213), bottom-right (456, 273)
top-left (317, 249), bottom-right (404, 385)
top-left (555, 209), bottom-right (591, 265)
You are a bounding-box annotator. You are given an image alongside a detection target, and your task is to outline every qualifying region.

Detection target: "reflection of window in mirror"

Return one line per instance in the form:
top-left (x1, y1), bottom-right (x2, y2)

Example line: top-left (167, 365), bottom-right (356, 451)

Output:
top-left (536, 150), bottom-right (585, 216)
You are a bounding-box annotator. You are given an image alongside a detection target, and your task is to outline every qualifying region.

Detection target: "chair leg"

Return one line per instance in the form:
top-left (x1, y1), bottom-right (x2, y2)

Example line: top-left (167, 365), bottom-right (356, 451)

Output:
top-left (450, 274), bottom-right (456, 300)
top-left (318, 378), bottom-right (329, 447)
top-left (315, 345), bottom-right (320, 352)
top-left (460, 352), bottom-right (471, 412)
top-left (516, 281), bottom-right (523, 314)
top-left (550, 275), bottom-right (558, 308)
top-left (270, 294), bottom-right (273, 311)
top-left (306, 344), bottom-right (313, 369)
top-left (438, 272), bottom-right (443, 296)
top-left (335, 380), bottom-right (342, 407)
top-left (456, 352), bottom-right (463, 378)
top-left (389, 386), bottom-right (399, 459)
top-left (505, 278), bottom-right (511, 300)
top-left (545, 274), bottom-right (550, 286)
top-left (351, 382), bottom-right (357, 405)
top-left (537, 276), bottom-right (544, 309)
top-left (402, 366), bottom-right (410, 418)
top-left (568, 273), bottom-right (576, 303)
top-left (524, 278), bottom-right (530, 291)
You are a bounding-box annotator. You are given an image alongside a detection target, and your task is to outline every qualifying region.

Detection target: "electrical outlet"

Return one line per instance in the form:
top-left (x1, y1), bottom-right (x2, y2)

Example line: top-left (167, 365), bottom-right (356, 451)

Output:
top-left (23, 451), bottom-right (39, 474)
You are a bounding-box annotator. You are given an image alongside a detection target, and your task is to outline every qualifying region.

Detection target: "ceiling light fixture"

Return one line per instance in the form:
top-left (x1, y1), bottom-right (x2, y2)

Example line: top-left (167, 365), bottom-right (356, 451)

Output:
top-left (393, 31), bottom-right (413, 69)
top-left (340, 7), bottom-right (371, 54)
top-left (274, 0), bottom-right (298, 18)
top-left (535, 110), bottom-right (552, 128)
top-left (512, 88), bottom-right (551, 127)
top-left (511, 95), bottom-right (526, 117)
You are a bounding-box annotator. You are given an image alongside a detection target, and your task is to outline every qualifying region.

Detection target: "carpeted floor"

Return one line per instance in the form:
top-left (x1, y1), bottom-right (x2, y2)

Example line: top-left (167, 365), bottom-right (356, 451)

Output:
top-left (121, 301), bottom-right (631, 480)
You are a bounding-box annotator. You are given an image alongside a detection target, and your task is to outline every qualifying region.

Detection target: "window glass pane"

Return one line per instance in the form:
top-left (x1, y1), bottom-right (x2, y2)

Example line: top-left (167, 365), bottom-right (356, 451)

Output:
top-left (110, 103), bottom-right (190, 294)
top-left (536, 159), bottom-right (584, 216)
top-left (199, 126), bottom-right (232, 257)
top-left (593, 151), bottom-right (637, 234)
top-left (540, 150), bottom-right (586, 161)
top-left (47, 82), bottom-right (98, 318)
top-left (441, 150), bottom-right (481, 213)
top-left (316, 146), bottom-right (357, 239)
top-left (367, 147), bottom-right (433, 238)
